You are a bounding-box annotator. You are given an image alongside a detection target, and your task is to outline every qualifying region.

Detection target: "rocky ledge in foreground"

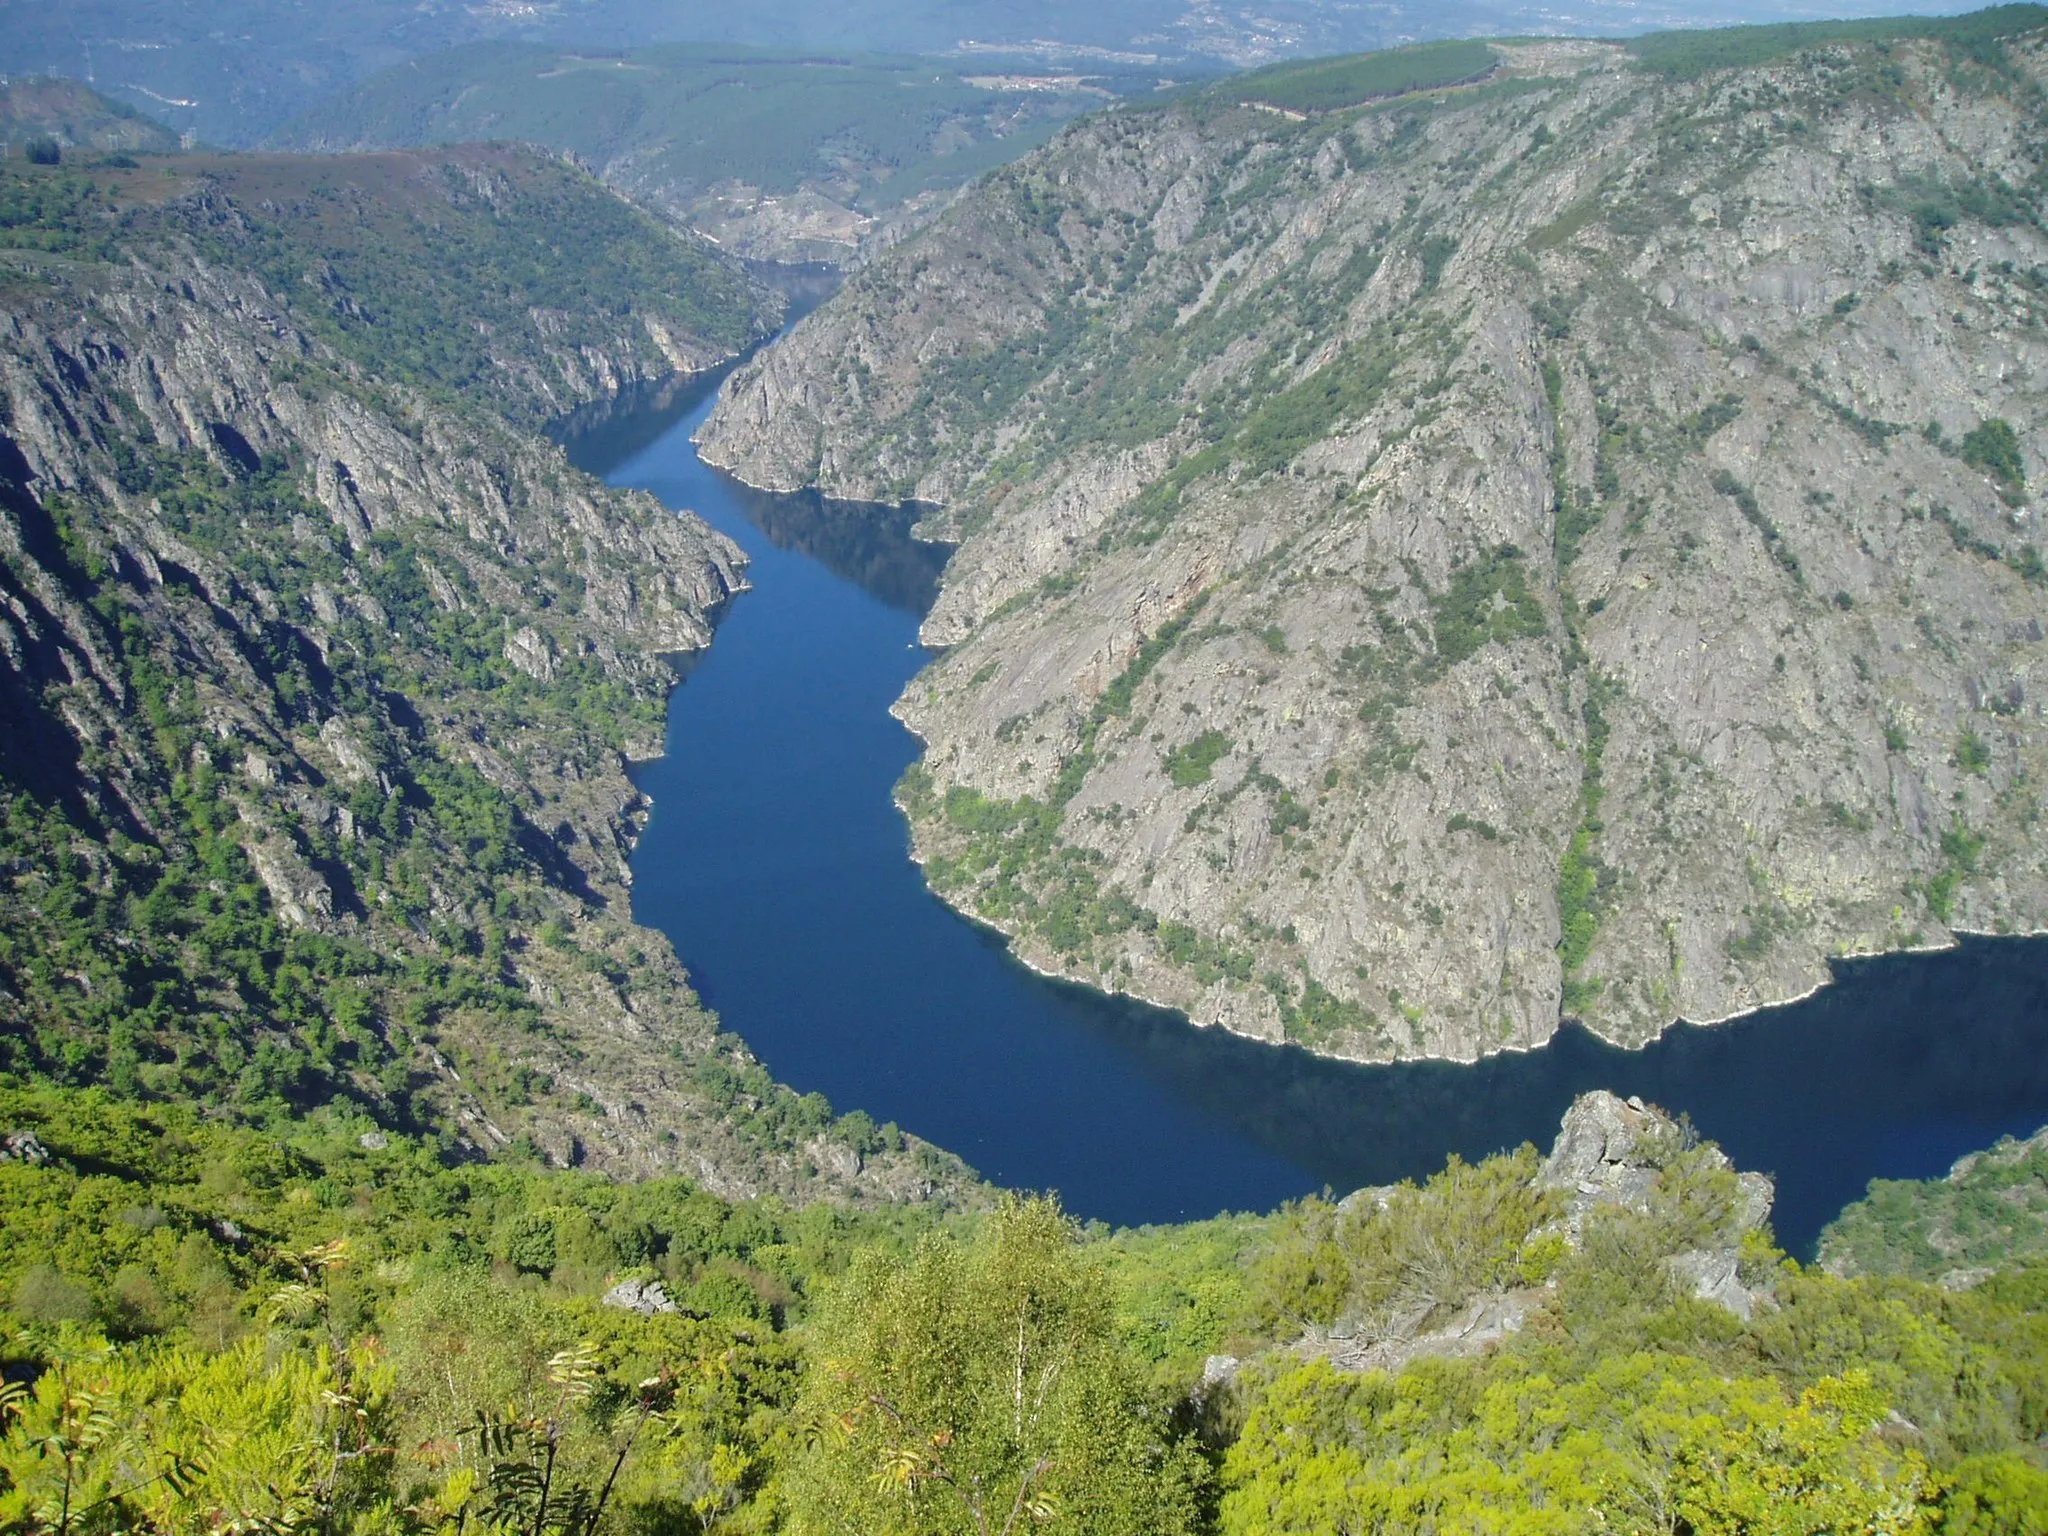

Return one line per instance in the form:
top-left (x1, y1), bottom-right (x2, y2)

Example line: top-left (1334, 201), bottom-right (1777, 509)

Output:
top-left (1263, 1091), bottom-right (1776, 1383)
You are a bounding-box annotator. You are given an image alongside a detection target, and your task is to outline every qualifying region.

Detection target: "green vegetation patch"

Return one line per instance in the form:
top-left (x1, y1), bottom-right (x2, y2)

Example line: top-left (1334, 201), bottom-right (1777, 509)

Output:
top-left (1231, 40), bottom-right (1499, 114)
top-left (1823, 1123), bottom-right (2048, 1279)
top-left (1165, 730), bottom-right (1234, 787)
top-left (1430, 544), bottom-right (1546, 665)
top-left (1961, 417), bottom-right (2026, 493)
top-left (7, 1084), bottom-right (2048, 1533)
top-left (1627, 5), bottom-right (2048, 80)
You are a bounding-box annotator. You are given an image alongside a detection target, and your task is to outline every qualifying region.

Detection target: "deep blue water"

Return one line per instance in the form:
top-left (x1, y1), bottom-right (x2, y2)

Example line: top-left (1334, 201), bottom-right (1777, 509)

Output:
top-left (566, 362), bottom-right (2048, 1257)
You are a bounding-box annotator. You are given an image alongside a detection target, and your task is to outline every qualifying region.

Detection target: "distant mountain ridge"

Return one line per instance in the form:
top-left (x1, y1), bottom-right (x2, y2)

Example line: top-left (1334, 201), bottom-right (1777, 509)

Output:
top-left (0, 76), bottom-right (178, 156)
top-left (3, 0), bottom-right (2002, 147)
top-left (268, 42), bottom-right (1157, 264)
top-left (703, 13), bottom-right (2048, 1064)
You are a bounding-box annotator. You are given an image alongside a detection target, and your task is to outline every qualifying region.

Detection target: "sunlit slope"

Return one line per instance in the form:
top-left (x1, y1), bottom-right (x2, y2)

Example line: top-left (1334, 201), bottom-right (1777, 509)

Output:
top-left (704, 16), bottom-right (2048, 1062)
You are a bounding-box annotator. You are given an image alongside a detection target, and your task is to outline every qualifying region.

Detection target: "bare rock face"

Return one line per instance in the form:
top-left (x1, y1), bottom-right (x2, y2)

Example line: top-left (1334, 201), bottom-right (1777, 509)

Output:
top-left (602, 1277), bottom-right (680, 1315)
top-left (1320, 1287), bottom-right (1541, 1377)
top-left (1536, 1090), bottom-right (1774, 1319)
top-left (1537, 1089), bottom-right (1775, 1239)
top-left (704, 33), bottom-right (2048, 1067)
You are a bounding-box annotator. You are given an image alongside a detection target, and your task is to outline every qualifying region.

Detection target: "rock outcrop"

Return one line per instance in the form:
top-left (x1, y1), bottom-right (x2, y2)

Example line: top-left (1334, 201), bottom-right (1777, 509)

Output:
top-left (1315, 1090), bottom-right (1776, 1375)
top-left (704, 28), bottom-right (2048, 1065)
top-left (602, 1276), bottom-right (680, 1316)
top-left (1536, 1090), bottom-right (1773, 1318)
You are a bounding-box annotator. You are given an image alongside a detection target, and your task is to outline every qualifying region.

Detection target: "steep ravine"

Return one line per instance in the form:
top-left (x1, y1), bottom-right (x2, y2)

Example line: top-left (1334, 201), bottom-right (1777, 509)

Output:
top-left (0, 144), bottom-right (968, 1203)
top-left (702, 28), bottom-right (2048, 1065)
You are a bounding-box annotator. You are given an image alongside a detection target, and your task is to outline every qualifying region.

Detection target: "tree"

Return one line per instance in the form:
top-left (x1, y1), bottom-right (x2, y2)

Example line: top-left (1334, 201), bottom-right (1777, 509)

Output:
top-left (786, 1196), bottom-right (1206, 1536)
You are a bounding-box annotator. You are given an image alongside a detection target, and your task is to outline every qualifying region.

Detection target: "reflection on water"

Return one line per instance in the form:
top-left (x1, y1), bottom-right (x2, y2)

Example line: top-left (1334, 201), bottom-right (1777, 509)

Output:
top-left (551, 261), bottom-right (843, 468)
top-left (563, 311), bottom-right (2048, 1256)
top-left (1060, 936), bottom-right (2048, 1252)
top-left (549, 368), bottom-right (731, 467)
top-left (725, 486), bottom-right (952, 616)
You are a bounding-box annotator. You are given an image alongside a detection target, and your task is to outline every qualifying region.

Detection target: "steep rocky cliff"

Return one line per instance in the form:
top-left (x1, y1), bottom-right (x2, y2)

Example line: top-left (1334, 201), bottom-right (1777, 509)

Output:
top-left (703, 17), bottom-right (2048, 1064)
top-left (0, 145), bottom-right (965, 1204)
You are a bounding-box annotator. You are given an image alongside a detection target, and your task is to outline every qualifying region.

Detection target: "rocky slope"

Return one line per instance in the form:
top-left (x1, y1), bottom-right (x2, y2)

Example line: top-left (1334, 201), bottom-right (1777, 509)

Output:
top-left (0, 144), bottom-right (966, 1205)
top-left (703, 18), bottom-right (2048, 1065)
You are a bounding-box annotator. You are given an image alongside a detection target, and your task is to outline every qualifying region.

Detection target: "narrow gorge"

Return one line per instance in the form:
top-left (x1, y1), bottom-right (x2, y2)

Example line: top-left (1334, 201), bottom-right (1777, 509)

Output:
top-left (0, 139), bottom-right (965, 1202)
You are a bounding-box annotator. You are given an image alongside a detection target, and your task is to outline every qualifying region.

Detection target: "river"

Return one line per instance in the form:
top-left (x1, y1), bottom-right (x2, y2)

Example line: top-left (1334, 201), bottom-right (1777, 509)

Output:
top-left (562, 353), bottom-right (2048, 1257)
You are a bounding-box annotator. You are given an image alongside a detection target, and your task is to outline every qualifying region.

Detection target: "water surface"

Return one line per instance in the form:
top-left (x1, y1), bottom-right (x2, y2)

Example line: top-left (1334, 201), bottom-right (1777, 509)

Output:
top-left (567, 368), bottom-right (2048, 1256)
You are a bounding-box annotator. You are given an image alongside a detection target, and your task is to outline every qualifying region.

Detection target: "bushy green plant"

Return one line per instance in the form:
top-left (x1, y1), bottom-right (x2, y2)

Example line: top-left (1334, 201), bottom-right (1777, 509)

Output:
top-left (785, 1196), bottom-right (1208, 1536)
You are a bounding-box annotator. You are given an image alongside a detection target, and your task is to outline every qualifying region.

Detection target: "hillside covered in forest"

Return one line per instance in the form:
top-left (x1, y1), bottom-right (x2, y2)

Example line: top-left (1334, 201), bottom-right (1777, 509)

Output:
top-left (2, 20), bottom-right (2047, 1534)
top-left (0, 120), bottom-right (967, 1204)
top-left (3, 1081), bottom-right (2046, 1530)
top-left (271, 44), bottom-right (1165, 265)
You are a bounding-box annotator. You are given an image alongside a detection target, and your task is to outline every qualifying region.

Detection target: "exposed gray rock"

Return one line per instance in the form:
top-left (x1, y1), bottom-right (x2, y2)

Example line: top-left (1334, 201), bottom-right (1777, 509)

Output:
top-left (505, 624), bottom-right (561, 682)
top-left (1537, 1090), bottom-right (1773, 1257)
top-left (0, 1130), bottom-right (51, 1165)
top-left (704, 34), bottom-right (2048, 1068)
top-left (1318, 1288), bottom-right (1537, 1375)
top-left (603, 1277), bottom-right (680, 1316)
top-left (1669, 1246), bottom-right (1758, 1321)
top-left (1937, 1266), bottom-right (1996, 1291)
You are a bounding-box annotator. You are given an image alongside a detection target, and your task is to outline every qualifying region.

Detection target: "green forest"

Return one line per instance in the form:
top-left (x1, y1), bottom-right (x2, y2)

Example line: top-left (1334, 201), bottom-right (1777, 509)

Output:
top-left (4, 1085), bottom-right (2048, 1532)
top-left (0, 138), bottom-right (940, 1201)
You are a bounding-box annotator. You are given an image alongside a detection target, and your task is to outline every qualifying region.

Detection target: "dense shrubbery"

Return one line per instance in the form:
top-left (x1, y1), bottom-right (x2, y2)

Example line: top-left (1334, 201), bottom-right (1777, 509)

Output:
top-left (1824, 1128), bottom-right (2048, 1281)
top-left (4, 1087), bottom-right (2046, 1531)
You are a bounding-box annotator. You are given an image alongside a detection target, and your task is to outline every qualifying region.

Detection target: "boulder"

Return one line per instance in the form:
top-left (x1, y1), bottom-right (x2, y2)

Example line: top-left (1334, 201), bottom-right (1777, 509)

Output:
top-left (602, 1277), bottom-right (678, 1316)
top-left (0, 1129), bottom-right (51, 1165)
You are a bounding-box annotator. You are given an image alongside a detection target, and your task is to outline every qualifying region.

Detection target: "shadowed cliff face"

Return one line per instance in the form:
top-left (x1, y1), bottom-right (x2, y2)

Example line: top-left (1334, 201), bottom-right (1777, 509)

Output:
top-left (0, 147), bottom-right (971, 1207)
top-left (703, 31), bottom-right (2048, 1065)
